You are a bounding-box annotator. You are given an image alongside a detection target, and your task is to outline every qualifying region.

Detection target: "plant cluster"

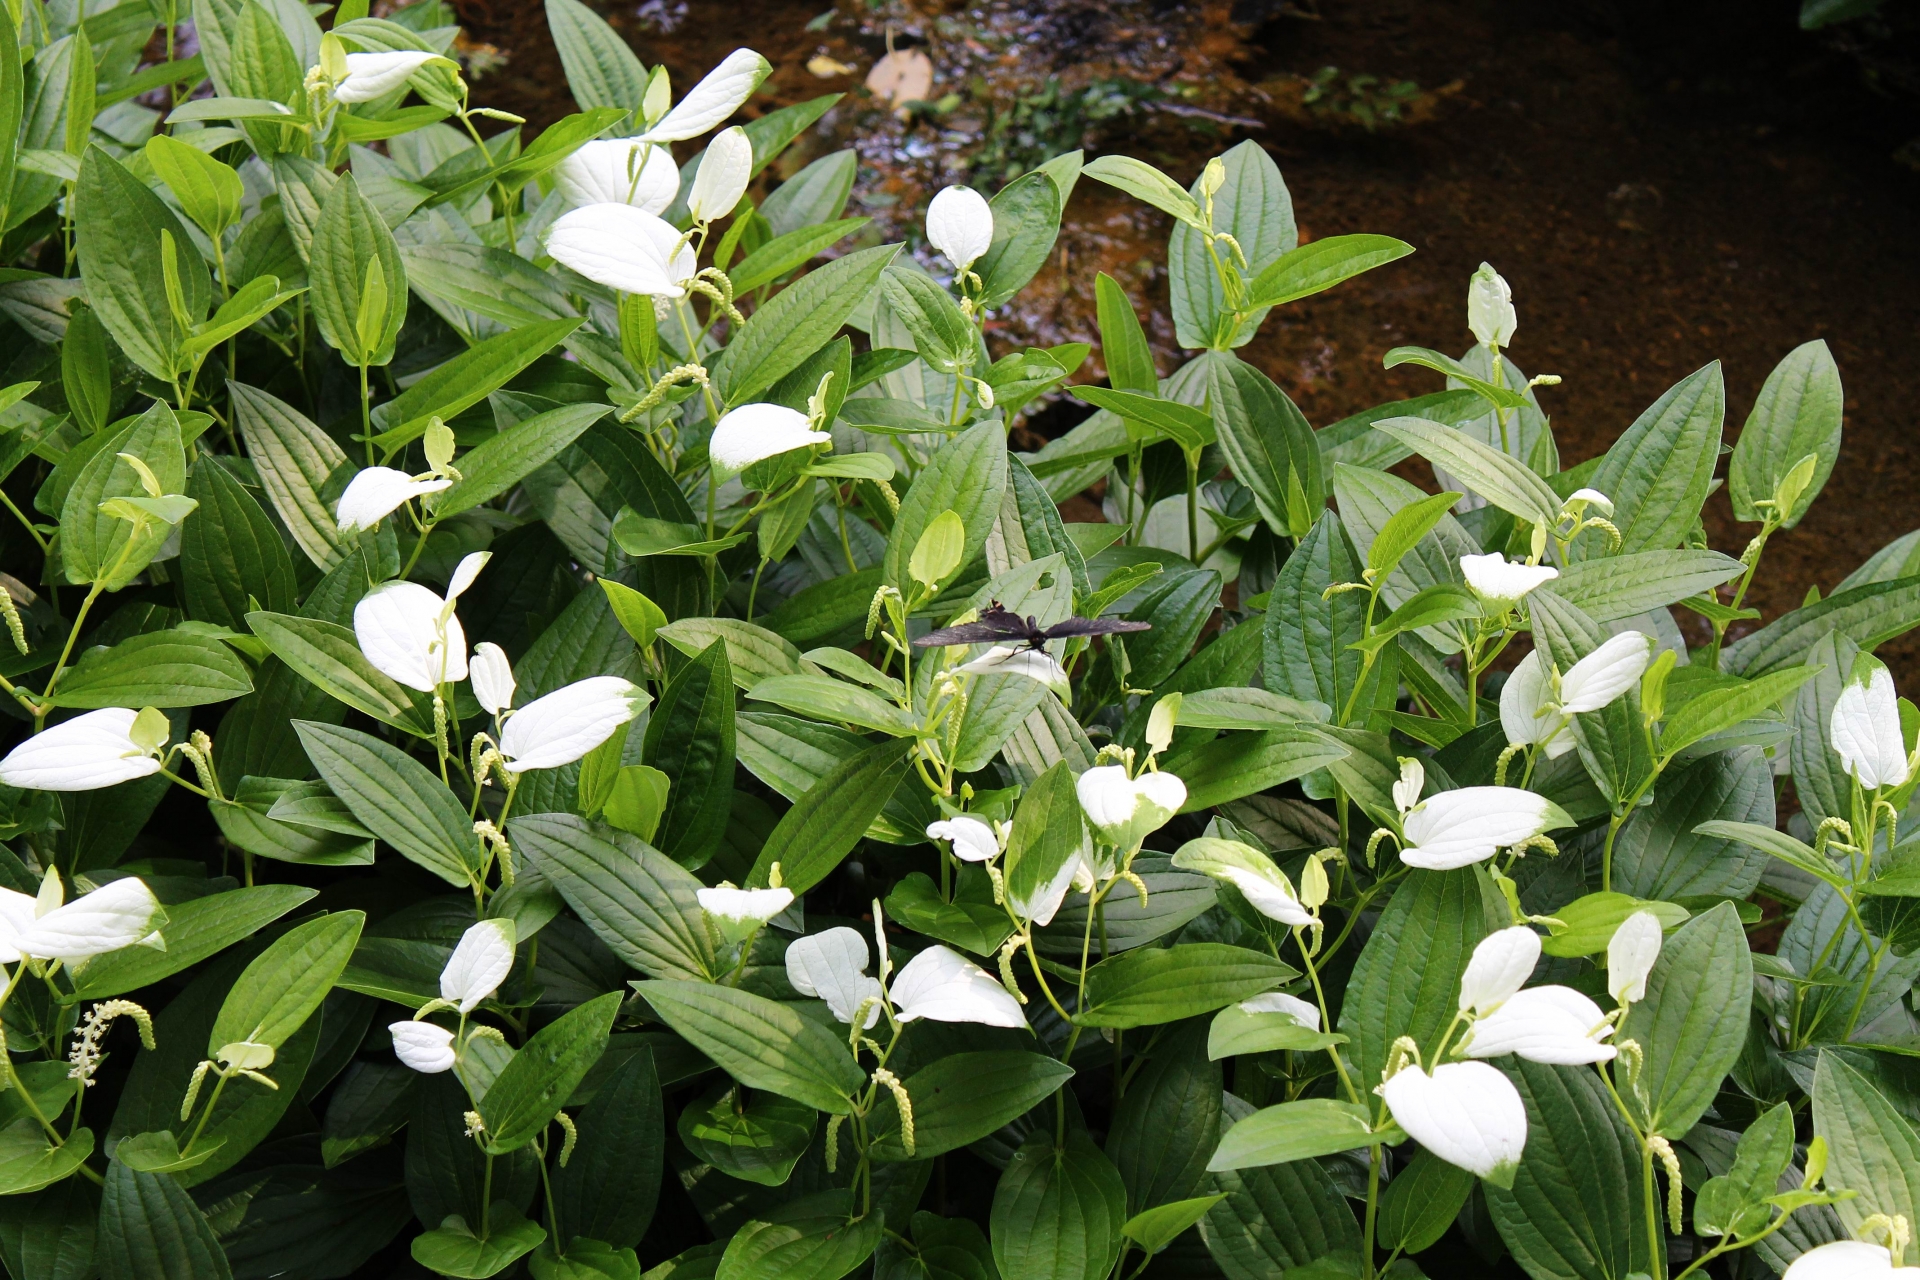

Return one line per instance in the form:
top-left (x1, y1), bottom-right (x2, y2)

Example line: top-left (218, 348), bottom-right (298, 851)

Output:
top-left (0, 1), bottom-right (1908, 1279)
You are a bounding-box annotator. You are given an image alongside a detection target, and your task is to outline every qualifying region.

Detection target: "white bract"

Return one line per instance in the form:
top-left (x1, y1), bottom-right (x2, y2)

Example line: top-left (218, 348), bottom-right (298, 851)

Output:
top-left (440, 918), bottom-right (516, 1013)
top-left (1468, 262), bottom-right (1517, 348)
top-left (1500, 651), bottom-right (1575, 758)
top-left (697, 886), bottom-right (794, 926)
top-left (469, 642), bottom-right (515, 715)
top-left (335, 50), bottom-right (445, 103)
top-left (1460, 553), bottom-right (1556, 606)
top-left (1781, 1241), bottom-right (1896, 1280)
top-left (353, 552), bottom-right (488, 692)
top-left (708, 403), bottom-right (830, 478)
top-left (689, 126), bottom-right (752, 221)
top-left (1567, 487), bottom-right (1614, 516)
top-left (388, 1020), bottom-right (456, 1073)
top-left (889, 945), bottom-right (1026, 1027)
top-left (335, 466), bottom-right (450, 534)
top-left (1459, 926), bottom-right (1542, 1014)
top-left (1559, 631), bottom-right (1653, 713)
top-left (1831, 664), bottom-right (1910, 790)
top-left (554, 139), bottom-right (678, 212)
top-left (1399, 786), bottom-right (1551, 870)
top-left (497, 676), bottom-right (646, 772)
top-left (784, 926), bottom-right (883, 1027)
top-left (546, 204), bottom-right (698, 297)
top-left (637, 49), bottom-right (771, 142)
top-left (1008, 849), bottom-right (1082, 928)
top-left (1077, 765), bottom-right (1185, 849)
top-left (926, 815), bottom-right (999, 863)
top-left (1171, 838), bottom-right (1315, 926)
top-left (1607, 910), bottom-right (1664, 1005)
top-left (1462, 985), bottom-right (1616, 1064)
top-left (1238, 991), bottom-right (1321, 1029)
top-left (955, 645), bottom-right (1069, 697)
top-left (0, 708), bottom-right (165, 791)
top-left (926, 185), bottom-right (994, 273)
top-left (1381, 1059), bottom-right (1527, 1185)
top-left (0, 871), bottom-right (162, 964)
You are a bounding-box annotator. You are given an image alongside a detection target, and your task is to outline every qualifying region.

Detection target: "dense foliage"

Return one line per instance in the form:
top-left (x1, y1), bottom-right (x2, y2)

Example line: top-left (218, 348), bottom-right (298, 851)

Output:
top-left (0, 2), bottom-right (1909, 1278)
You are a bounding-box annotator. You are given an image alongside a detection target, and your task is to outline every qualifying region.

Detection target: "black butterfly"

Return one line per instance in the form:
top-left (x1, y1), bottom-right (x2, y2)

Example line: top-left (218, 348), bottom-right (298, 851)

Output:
top-left (914, 602), bottom-right (1151, 651)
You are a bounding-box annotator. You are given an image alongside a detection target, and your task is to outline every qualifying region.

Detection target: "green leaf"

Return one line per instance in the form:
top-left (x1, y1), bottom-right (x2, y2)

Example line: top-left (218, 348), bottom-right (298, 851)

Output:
top-left (551, 1047), bottom-right (663, 1250)
top-left (146, 134), bottom-right (244, 238)
top-left (1620, 902), bottom-right (1752, 1136)
top-left (544, 0), bottom-right (647, 119)
top-left (636, 980), bottom-right (863, 1115)
top-left (1550, 550), bottom-right (1747, 624)
top-left (1484, 1058), bottom-right (1652, 1280)
top-left (511, 814), bottom-right (716, 981)
top-left (678, 1083), bottom-right (816, 1186)
top-left (230, 382), bottom-right (350, 570)
top-left (1207, 1099), bottom-right (1375, 1171)
top-left (991, 1130), bottom-right (1127, 1280)
top-left (0, 1176), bottom-right (98, 1280)
top-left (181, 459), bottom-right (299, 628)
top-left (1263, 511), bottom-right (1368, 722)
top-left (403, 241), bottom-right (577, 330)
top-left (1093, 272), bottom-right (1157, 396)
top-left (48, 629), bottom-right (253, 708)
top-left (1164, 726), bottom-right (1348, 812)
top-left (58, 400), bottom-right (186, 589)
top-left (1383, 345), bottom-right (1528, 411)
top-left (1082, 155), bottom-right (1205, 227)
top-left (1075, 944), bottom-right (1295, 1029)
top-left (370, 318), bottom-right (583, 453)
top-left (61, 303), bottom-right (111, 435)
top-left (729, 217), bottom-right (870, 295)
top-left (1813, 1052), bottom-right (1920, 1260)
top-left (1587, 362), bottom-right (1724, 557)
top-left (98, 1157), bottom-right (231, 1280)
top-left (70, 884), bottom-right (316, 1000)
top-left (249, 613), bottom-right (431, 736)
top-left (881, 266), bottom-right (977, 376)
top-left (642, 640), bottom-right (735, 870)
top-left (210, 910), bottom-right (363, 1053)
top-left (0, 1121), bottom-right (93, 1196)
top-left (1538, 892), bottom-right (1687, 958)
top-left (1658, 665), bottom-right (1818, 758)
top-left (1206, 1003), bottom-right (1345, 1058)
top-left (748, 737), bottom-right (915, 894)
top-left (976, 170), bottom-right (1065, 309)
top-left (1612, 748), bottom-right (1773, 902)
top-left (1107, 1022), bottom-right (1220, 1212)
top-left (884, 420), bottom-right (1009, 594)
top-left (0, 18), bottom-right (20, 236)
top-left (1693, 820), bottom-right (1848, 892)
top-left (1375, 1148), bottom-right (1474, 1255)
top-left (294, 721), bottom-right (478, 886)
top-left (1168, 141), bottom-right (1295, 349)
top-left (75, 147), bottom-right (208, 380)
top-left (1071, 387), bottom-right (1213, 450)
top-left (1200, 1100), bottom-right (1360, 1279)
top-left (1730, 340), bottom-right (1842, 527)
top-left (717, 1191), bottom-right (883, 1280)
top-left (1245, 234), bottom-right (1413, 308)
top-left (870, 1051), bottom-right (1074, 1162)
top-left (1723, 574), bottom-right (1920, 676)
top-left (1375, 415), bottom-right (1561, 529)
top-left (482, 991), bottom-right (620, 1153)
top-left (757, 149), bottom-right (855, 236)
top-left (611, 511), bottom-right (749, 559)
top-left (429, 403), bottom-right (610, 518)
top-left (1338, 866), bottom-right (1495, 1092)
top-left (1365, 488), bottom-right (1464, 583)
top-left (1121, 1196), bottom-right (1227, 1255)
top-left (657, 618), bottom-right (807, 690)
top-left (411, 1206), bottom-right (547, 1279)
top-left (713, 243), bottom-right (900, 407)
top-left (308, 173), bottom-right (406, 367)
top-left (1207, 354), bottom-right (1322, 537)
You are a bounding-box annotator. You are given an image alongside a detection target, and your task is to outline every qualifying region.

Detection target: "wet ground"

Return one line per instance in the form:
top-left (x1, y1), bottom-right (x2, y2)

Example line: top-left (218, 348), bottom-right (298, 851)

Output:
top-left (452, 0), bottom-right (1920, 680)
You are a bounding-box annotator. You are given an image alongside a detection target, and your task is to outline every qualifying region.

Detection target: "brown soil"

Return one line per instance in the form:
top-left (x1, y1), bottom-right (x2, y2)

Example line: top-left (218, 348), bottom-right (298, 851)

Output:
top-left (452, 0), bottom-right (1920, 680)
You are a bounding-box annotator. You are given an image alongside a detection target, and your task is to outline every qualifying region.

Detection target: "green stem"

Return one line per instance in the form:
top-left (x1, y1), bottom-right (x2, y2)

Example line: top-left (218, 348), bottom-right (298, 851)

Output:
top-left (0, 487), bottom-right (47, 554)
top-left (37, 580), bottom-right (105, 728)
top-left (1295, 928), bottom-right (1357, 1105)
top-left (183, 1071), bottom-right (230, 1155)
top-left (1184, 449), bottom-right (1200, 565)
top-left (1361, 1143), bottom-right (1382, 1280)
top-left (358, 362), bottom-right (373, 467)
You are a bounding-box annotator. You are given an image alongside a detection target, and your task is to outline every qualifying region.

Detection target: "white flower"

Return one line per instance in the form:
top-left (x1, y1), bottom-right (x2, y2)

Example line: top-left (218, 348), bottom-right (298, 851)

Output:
top-left (389, 1020), bottom-right (456, 1073)
top-left (1459, 926), bottom-right (1542, 1014)
top-left (708, 403), bottom-right (829, 478)
top-left (926, 816), bottom-right (999, 863)
top-left (955, 645), bottom-right (1069, 697)
top-left (1567, 488), bottom-right (1614, 516)
top-left (890, 945), bottom-right (1026, 1027)
top-left (335, 467), bottom-right (451, 535)
top-left (1462, 985), bottom-right (1616, 1065)
top-left (1782, 1241), bottom-right (1896, 1280)
top-left (1171, 838), bottom-right (1315, 927)
top-left (926, 185), bottom-right (993, 273)
top-left (0, 872), bottom-right (162, 964)
top-left (688, 126), bottom-right (752, 222)
top-left (1237, 991), bottom-right (1321, 1029)
top-left (0, 708), bottom-right (164, 792)
top-left (1500, 651), bottom-right (1575, 759)
top-left (1831, 665), bottom-right (1910, 790)
top-left (353, 552), bottom-right (488, 692)
top-left (546, 204), bottom-right (698, 298)
top-left (636, 49), bottom-right (771, 142)
top-left (1400, 786), bottom-right (1551, 871)
top-left (335, 50), bottom-right (446, 103)
top-left (1381, 1060), bottom-right (1527, 1186)
top-left (1077, 765), bottom-right (1185, 849)
top-left (784, 926), bottom-right (883, 1027)
top-left (1467, 262), bottom-right (1516, 348)
top-left (1460, 553), bottom-right (1557, 606)
top-left (497, 676), bottom-right (646, 772)
top-left (554, 139), bottom-right (678, 212)
top-left (697, 885), bottom-right (794, 925)
top-left (1607, 910), bottom-right (1663, 1005)
top-left (440, 918), bottom-right (515, 1013)
top-left (1559, 631), bottom-right (1653, 714)
top-left (469, 643), bottom-right (515, 715)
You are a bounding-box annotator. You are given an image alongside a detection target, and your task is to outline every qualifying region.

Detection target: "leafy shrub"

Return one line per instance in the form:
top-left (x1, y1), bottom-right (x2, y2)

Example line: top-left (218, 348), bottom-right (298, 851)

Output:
top-left (0, 1), bottom-right (1909, 1278)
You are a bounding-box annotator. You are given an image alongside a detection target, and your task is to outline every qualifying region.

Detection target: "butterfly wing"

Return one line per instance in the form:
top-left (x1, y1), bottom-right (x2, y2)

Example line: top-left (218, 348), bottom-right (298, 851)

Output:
top-left (914, 606), bottom-right (1034, 648)
top-left (1043, 617), bottom-right (1153, 640)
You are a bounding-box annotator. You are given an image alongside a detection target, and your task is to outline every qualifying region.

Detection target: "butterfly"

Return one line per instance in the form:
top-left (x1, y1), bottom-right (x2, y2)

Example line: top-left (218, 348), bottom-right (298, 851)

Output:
top-left (914, 602), bottom-right (1151, 651)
